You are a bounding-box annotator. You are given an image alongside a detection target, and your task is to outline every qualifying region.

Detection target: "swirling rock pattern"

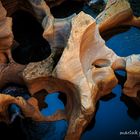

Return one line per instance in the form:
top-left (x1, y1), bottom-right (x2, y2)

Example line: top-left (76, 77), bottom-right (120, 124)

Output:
top-left (96, 0), bottom-right (140, 32)
top-left (23, 12), bottom-right (140, 139)
top-left (0, 0), bottom-right (140, 140)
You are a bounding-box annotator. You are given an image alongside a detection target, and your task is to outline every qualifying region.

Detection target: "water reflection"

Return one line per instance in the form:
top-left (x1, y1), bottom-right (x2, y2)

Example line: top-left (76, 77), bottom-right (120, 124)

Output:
top-left (121, 94), bottom-right (140, 121)
top-left (115, 70), bottom-right (140, 120)
top-left (82, 26), bottom-right (140, 140)
top-left (0, 2), bottom-right (140, 140)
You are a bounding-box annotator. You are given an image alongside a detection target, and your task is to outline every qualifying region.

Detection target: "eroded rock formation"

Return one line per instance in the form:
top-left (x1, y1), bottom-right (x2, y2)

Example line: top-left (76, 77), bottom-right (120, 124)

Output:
top-left (0, 94), bottom-right (66, 123)
top-left (22, 12), bottom-right (140, 140)
top-left (123, 55), bottom-right (140, 98)
top-left (0, 0), bottom-right (140, 140)
top-left (96, 0), bottom-right (140, 32)
top-left (0, 1), bottom-right (13, 63)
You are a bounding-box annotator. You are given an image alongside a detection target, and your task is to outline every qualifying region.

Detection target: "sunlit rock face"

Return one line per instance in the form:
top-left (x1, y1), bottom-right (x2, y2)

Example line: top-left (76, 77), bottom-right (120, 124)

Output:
top-left (96, 0), bottom-right (140, 33)
top-left (0, 0), bottom-right (140, 140)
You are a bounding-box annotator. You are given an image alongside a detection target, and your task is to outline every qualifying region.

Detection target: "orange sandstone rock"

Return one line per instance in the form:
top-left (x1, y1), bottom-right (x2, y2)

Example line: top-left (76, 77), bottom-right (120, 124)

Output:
top-left (96, 0), bottom-right (140, 32)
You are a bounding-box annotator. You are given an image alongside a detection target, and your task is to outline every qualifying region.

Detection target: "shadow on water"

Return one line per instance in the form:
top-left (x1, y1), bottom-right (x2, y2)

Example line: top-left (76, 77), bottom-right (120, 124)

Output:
top-left (121, 94), bottom-right (140, 121)
top-left (101, 26), bottom-right (131, 41)
top-left (0, 117), bottom-right (57, 140)
top-left (82, 26), bottom-right (140, 140)
top-left (1, 83), bottom-right (30, 99)
top-left (100, 93), bottom-right (117, 101)
top-left (33, 90), bottom-right (48, 110)
top-left (0, 1), bottom-right (140, 140)
top-left (115, 70), bottom-right (140, 120)
top-left (0, 118), bottom-right (26, 140)
top-left (0, 85), bottom-right (68, 140)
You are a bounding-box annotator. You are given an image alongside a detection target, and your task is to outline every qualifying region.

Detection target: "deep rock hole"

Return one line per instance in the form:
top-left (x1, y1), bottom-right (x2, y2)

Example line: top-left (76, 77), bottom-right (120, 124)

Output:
top-left (50, 1), bottom-right (84, 18)
top-left (11, 1), bottom-right (84, 65)
top-left (11, 10), bottom-right (51, 65)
